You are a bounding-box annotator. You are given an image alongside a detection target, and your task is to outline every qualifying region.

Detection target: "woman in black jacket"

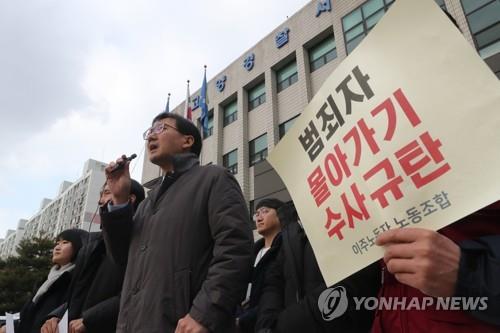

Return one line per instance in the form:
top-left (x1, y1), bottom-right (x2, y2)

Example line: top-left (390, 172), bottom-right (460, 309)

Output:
top-left (42, 179), bottom-right (145, 333)
top-left (0, 229), bottom-right (87, 333)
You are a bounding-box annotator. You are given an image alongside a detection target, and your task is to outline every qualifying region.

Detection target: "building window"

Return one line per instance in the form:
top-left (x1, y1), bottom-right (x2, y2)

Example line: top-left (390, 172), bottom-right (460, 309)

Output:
top-left (276, 60), bottom-right (298, 92)
top-left (461, 0), bottom-right (500, 58)
top-left (279, 115), bottom-right (300, 139)
top-left (249, 134), bottom-right (268, 166)
top-left (342, 0), bottom-right (395, 54)
top-left (223, 149), bottom-right (238, 175)
top-left (223, 100), bottom-right (238, 127)
top-left (198, 110), bottom-right (214, 138)
top-left (309, 36), bottom-right (337, 72)
top-left (435, 0), bottom-right (446, 10)
top-left (248, 81), bottom-right (266, 111)
top-left (206, 110), bottom-right (214, 137)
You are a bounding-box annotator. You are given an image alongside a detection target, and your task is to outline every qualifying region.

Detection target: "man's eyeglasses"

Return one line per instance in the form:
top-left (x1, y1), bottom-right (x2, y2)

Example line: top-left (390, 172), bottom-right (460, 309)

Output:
top-left (143, 122), bottom-right (179, 140)
top-left (253, 207), bottom-right (271, 221)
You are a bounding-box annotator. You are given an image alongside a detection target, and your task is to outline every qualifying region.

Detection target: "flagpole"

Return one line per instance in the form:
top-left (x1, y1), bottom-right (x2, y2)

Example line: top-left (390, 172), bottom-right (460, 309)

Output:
top-left (184, 80), bottom-right (192, 120)
top-left (200, 65), bottom-right (208, 163)
top-left (165, 93), bottom-right (171, 113)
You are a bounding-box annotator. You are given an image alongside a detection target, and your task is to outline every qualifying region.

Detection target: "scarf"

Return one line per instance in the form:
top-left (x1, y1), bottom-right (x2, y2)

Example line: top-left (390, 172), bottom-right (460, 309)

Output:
top-left (32, 263), bottom-right (75, 304)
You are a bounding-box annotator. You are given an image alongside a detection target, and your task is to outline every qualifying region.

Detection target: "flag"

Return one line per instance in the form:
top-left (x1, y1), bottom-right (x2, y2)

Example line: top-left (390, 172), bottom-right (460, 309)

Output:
top-left (200, 66), bottom-right (209, 137)
top-left (184, 81), bottom-right (192, 120)
top-left (164, 93), bottom-right (171, 113)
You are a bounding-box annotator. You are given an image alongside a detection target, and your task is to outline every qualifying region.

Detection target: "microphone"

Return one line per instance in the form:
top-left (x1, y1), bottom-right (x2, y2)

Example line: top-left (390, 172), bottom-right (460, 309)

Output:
top-left (110, 154), bottom-right (137, 173)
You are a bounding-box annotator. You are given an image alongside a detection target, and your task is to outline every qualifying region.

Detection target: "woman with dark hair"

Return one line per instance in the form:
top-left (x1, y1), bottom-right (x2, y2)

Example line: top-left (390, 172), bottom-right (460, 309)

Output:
top-left (41, 179), bottom-right (145, 333)
top-left (0, 229), bottom-right (88, 333)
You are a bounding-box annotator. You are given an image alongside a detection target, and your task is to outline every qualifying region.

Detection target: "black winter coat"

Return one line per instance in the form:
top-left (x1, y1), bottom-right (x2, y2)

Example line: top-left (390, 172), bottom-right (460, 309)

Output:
top-left (57, 231), bottom-right (125, 333)
top-left (17, 270), bottom-right (72, 333)
top-left (238, 234), bottom-right (282, 333)
top-left (256, 204), bottom-right (381, 333)
top-left (452, 205), bottom-right (500, 327)
top-left (101, 153), bottom-right (253, 333)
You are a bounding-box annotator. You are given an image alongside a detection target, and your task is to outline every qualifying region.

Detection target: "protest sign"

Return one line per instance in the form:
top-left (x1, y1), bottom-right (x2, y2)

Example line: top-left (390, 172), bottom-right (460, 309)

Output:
top-left (268, 0), bottom-right (500, 286)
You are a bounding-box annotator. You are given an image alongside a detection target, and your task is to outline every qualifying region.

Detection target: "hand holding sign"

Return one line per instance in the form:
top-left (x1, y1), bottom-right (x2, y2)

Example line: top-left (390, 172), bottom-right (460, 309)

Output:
top-left (69, 318), bottom-right (86, 333)
top-left (376, 227), bottom-right (460, 297)
top-left (175, 314), bottom-right (208, 333)
top-left (41, 317), bottom-right (59, 333)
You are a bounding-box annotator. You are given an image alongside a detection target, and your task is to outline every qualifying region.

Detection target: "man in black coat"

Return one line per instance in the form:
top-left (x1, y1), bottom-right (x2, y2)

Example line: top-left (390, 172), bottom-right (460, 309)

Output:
top-left (41, 179), bottom-right (145, 333)
top-left (237, 198), bottom-right (284, 333)
top-left (256, 202), bottom-right (381, 333)
top-left (99, 113), bottom-right (253, 333)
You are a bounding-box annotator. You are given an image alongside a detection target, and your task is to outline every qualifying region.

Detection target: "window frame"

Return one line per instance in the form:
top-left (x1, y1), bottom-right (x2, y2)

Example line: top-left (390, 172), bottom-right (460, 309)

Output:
top-left (276, 60), bottom-right (298, 93)
top-left (460, 0), bottom-right (500, 55)
top-left (248, 81), bottom-right (267, 111)
top-left (279, 114), bottom-right (300, 139)
top-left (223, 100), bottom-right (238, 127)
top-left (309, 35), bottom-right (337, 72)
top-left (249, 134), bottom-right (268, 166)
top-left (342, 0), bottom-right (394, 54)
top-left (223, 149), bottom-right (238, 175)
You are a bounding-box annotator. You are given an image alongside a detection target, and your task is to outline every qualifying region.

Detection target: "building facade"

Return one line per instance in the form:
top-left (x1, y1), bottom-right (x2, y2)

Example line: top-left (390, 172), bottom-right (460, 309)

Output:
top-left (0, 159), bottom-right (107, 258)
top-left (141, 0), bottom-right (499, 211)
top-left (0, 220), bottom-right (26, 259)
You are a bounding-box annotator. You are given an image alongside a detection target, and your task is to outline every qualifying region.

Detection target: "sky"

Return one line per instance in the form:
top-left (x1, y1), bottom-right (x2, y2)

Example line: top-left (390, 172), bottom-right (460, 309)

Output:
top-left (0, 0), bottom-right (309, 238)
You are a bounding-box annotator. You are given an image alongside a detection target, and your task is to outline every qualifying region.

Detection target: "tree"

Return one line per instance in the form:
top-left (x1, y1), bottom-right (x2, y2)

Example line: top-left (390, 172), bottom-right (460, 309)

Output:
top-left (0, 236), bottom-right (53, 314)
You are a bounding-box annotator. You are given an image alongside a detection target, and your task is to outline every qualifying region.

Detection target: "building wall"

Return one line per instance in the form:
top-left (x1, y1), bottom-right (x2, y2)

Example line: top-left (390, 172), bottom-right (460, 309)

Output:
top-left (0, 220), bottom-right (26, 259)
top-left (139, 0), bottom-right (497, 207)
top-left (0, 230), bottom-right (16, 259)
top-left (24, 214), bottom-right (41, 240)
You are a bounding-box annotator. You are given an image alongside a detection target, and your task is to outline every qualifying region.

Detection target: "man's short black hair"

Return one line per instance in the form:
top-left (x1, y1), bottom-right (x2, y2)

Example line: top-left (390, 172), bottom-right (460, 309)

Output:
top-left (151, 112), bottom-right (202, 157)
top-left (256, 198), bottom-right (285, 211)
top-left (130, 179), bottom-right (145, 211)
